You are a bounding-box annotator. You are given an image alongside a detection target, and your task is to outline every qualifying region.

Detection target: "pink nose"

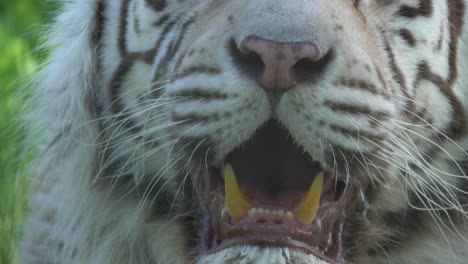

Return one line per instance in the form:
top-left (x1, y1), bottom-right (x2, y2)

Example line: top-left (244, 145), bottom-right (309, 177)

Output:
top-left (239, 36), bottom-right (322, 93)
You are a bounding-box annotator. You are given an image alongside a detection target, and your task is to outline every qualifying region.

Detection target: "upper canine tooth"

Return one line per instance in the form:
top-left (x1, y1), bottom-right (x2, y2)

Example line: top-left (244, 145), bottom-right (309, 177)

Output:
top-left (224, 164), bottom-right (251, 221)
top-left (293, 172), bottom-right (324, 226)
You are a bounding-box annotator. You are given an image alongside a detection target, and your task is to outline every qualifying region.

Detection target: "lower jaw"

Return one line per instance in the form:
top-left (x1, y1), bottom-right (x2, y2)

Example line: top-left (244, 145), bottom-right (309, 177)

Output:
top-left (204, 222), bottom-right (345, 263)
top-left (199, 188), bottom-right (356, 264)
top-left (200, 186), bottom-right (358, 263)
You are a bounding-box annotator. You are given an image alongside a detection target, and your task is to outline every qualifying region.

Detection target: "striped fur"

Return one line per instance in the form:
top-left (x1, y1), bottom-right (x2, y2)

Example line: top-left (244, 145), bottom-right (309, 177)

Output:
top-left (22, 0), bottom-right (468, 263)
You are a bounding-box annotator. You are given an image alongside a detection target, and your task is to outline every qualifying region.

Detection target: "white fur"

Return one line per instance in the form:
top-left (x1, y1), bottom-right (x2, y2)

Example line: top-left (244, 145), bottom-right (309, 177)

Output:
top-left (198, 247), bottom-right (327, 264)
top-left (22, 0), bottom-right (468, 263)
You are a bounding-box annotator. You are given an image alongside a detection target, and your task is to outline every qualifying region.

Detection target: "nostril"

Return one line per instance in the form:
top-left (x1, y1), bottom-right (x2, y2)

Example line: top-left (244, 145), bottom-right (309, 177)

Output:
top-left (229, 39), bottom-right (265, 80)
top-left (292, 58), bottom-right (317, 71)
top-left (292, 58), bottom-right (318, 76)
top-left (292, 49), bottom-right (334, 83)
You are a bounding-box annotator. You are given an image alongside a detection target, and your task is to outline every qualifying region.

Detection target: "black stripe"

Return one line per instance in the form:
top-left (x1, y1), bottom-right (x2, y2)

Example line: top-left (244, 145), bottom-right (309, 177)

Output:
top-left (151, 15), bottom-right (196, 98)
top-left (324, 101), bottom-right (391, 120)
top-left (118, 0), bottom-right (131, 56)
top-left (110, 13), bottom-right (182, 133)
top-left (382, 35), bottom-right (415, 114)
top-left (171, 66), bottom-right (222, 81)
top-left (145, 0), bottom-right (167, 12)
top-left (333, 79), bottom-right (381, 96)
top-left (132, 1), bottom-right (141, 34)
top-left (169, 88), bottom-right (229, 101)
top-left (143, 13), bottom-right (181, 64)
top-left (91, 0), bottom-right (106, 122)
top-left (397, 0), bottom-right (433, 18)
top-left (398, 28), bottom-right (416, 47)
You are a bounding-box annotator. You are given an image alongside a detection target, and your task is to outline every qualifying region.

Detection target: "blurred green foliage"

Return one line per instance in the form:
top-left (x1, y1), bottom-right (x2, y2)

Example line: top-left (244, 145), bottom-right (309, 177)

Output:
top-left (0, 1), bottom-right (58, 263)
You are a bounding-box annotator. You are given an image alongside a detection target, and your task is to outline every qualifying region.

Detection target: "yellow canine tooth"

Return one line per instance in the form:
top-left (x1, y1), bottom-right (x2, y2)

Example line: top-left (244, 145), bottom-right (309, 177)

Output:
top-left (293, 172), bottom-right (324, 226)
top-left (224, 164), bottom-right (251, 221)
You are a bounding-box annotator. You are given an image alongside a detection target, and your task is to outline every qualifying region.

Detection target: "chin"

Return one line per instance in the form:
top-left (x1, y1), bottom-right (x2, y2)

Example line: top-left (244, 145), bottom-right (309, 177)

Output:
top-left (198, 246), bottom-right (329, 264)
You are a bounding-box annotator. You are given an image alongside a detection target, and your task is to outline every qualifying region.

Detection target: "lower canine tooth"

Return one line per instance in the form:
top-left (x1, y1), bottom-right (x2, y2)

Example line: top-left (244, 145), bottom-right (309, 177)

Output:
top-left (293, 172), bottom-right (324, 226)
top-left (225, 164), bottom-right (251, 221)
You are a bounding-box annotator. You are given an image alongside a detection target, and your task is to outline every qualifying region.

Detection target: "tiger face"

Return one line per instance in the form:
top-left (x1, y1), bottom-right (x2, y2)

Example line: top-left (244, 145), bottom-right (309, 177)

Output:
top-left (23, 0), bottom-right (468, 263)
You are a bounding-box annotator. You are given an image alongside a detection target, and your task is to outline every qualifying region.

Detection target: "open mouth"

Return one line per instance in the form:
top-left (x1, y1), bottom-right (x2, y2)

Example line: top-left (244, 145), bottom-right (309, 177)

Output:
top-left (200, 120), bottom-right (360, 263)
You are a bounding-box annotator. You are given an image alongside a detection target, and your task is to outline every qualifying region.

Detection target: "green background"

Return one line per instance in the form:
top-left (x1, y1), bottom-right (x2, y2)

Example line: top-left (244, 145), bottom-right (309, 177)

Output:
top-left (1, 1), bottom-right (58, 263)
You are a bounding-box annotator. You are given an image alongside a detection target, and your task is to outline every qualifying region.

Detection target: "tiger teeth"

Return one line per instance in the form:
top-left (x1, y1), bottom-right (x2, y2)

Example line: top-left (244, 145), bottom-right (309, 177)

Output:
top-left (286, 211), bottom-right (295, 222)
top-left (248, 208), bottom-right (257, 217)
top-left (247, 208), bottom-right (294, 218)
top-left (293, 172), bottom-right (324, 226)
top-left (224, 164), bottom-right (251, 221)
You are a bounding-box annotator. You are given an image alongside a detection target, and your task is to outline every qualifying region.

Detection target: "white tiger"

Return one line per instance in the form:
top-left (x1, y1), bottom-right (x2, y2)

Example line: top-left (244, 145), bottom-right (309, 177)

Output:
top-left (22, 0), bottom-right (468, 263)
